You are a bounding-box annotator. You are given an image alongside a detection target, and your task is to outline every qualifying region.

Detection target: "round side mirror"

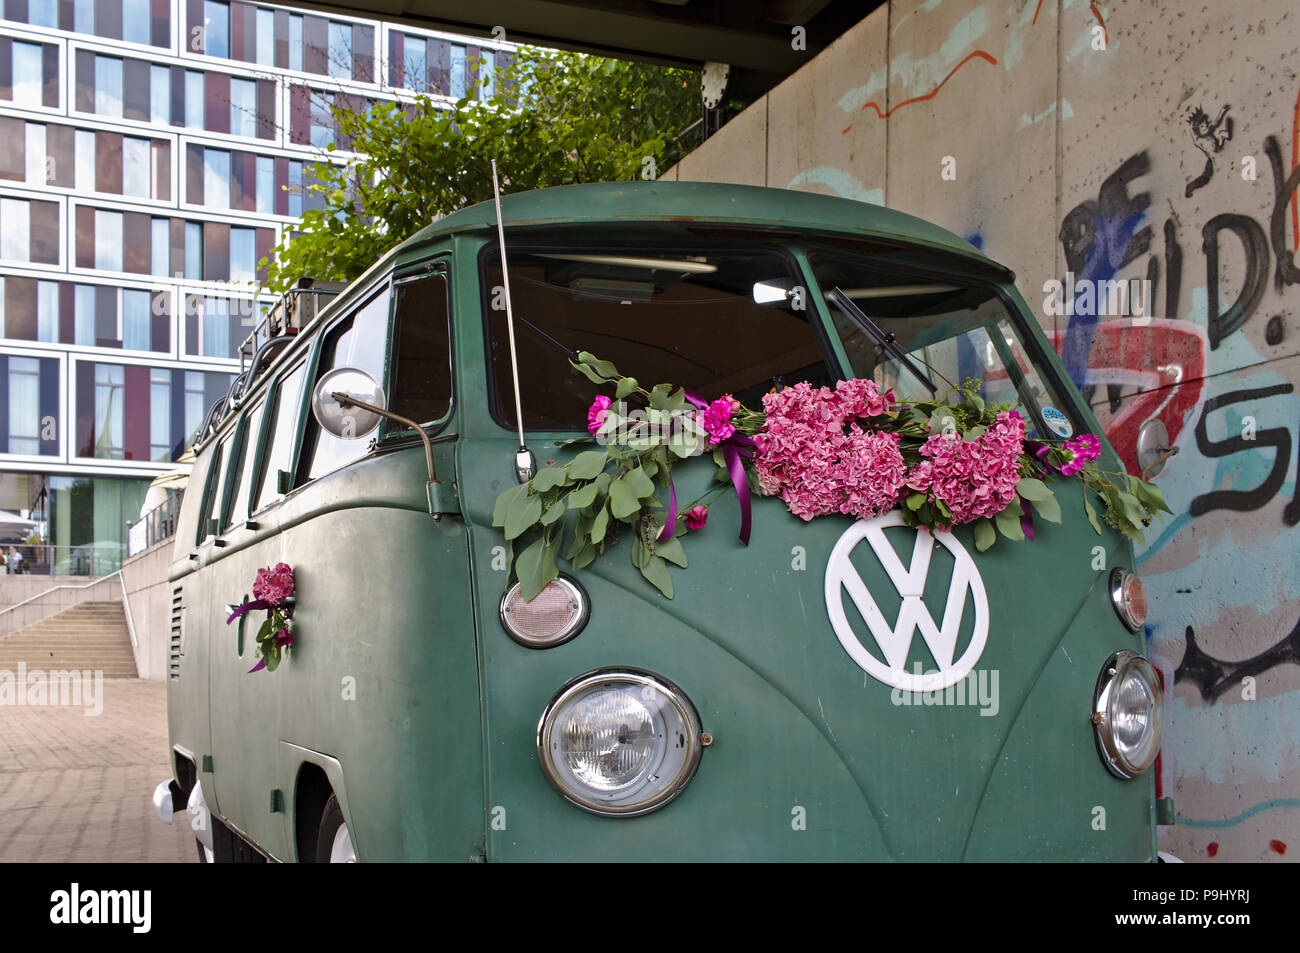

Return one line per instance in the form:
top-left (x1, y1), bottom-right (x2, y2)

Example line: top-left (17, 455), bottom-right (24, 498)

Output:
top-left (311, 367), bottom-right (385, 440)
top-left (1135, 418), bottom-right (1172, 478)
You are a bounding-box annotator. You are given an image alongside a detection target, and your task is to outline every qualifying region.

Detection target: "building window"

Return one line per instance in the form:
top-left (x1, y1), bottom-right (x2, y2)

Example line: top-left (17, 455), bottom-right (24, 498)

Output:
top-left (74, 284), bottom-right (95, 345)
top-left (255, 8), bottom-right (274, 64)
top-left (93, 56), bottom-right (123, 118)
top-left (184, 371), bottom-right (206, 444)
top-left (150, 66), bottom-right (169, 125)
top-left (0, 197), bottom-right (29, 260)
top-left (26, 1), bottom-right (59, 29)
top-left (24, 122), bottom-right (45, 184)
top-left (256, 156), bottom-right (274, 213)
top-left (122, 136), bottom-right (150, 198)
top-left (287, 160), bottom-right (303, 217)
top-left (327, 22), bottom-right (350, 79)
top-left (204, 148), bottom-right (230, 208)
top-left (402, 36), bottom-right (427, 92)
top-left (151, 218), bottom-right (169, 276)
top-left (185, 71), bottom-right (204, 129)
top-left (12, 41), bottom-right (44, 108)
top-left (150, 368), bottom-right (170, 461)
top-left (288, 14), bottom-right (303, 71)
top-left (185, 221), bottom-right (202, 279)
top-left (93, 363), bottom-right (125, 458)
top-left (123, 0), bottom-right (151, 45)
top-left (8, 356), bottom-right (41, 455)
top-left (122, 289), bottom-right (151, 351)
top-left (230, 228), bottom-right (256, 283)
top-left (36, 280), bottom-right (58, 343)
top-left (201, 296), bottom-right (231, 357)
top-left (74, 129), bottom-right (93, 190)
top-left (230, 78), bottom-right (257, 138)
top-left (309, 91), bottom-right (334, 149)
top-left (204, 1), bottom-right (230, 59)
top-left (94, 209), bottom-right (123, 271)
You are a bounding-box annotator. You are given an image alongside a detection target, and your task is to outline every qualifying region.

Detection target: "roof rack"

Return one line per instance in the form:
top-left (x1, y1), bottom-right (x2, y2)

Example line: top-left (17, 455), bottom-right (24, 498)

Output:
top-left (191, 277), bottom-right (345, 449)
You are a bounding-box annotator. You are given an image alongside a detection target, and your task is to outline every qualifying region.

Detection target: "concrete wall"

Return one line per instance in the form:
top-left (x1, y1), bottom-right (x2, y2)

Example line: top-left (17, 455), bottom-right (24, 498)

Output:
top-left (0, 574), bottom-right (125, 637)
top-left (670, 0), bottom-right (1299, 862)
top-left (120, 542), bottom-right (176, 682)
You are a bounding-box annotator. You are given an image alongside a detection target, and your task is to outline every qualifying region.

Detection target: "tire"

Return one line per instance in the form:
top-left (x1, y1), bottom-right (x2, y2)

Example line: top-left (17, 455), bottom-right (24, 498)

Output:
top-left (315, 794), bottom-right (356, 863)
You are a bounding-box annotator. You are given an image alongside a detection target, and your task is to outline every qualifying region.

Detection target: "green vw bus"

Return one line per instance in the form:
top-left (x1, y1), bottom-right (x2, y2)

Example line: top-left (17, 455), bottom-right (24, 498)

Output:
top-left (154, 181), bottom-right (1166, 862)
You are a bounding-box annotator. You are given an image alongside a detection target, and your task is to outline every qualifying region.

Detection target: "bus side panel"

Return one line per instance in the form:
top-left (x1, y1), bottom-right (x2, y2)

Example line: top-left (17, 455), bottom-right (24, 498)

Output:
top-left (206, 450), bottom-right (484, 861)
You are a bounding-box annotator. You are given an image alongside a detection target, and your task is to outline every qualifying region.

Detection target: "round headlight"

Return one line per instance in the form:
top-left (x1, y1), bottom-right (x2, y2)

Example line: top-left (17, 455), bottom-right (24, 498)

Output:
top-left (1092, 651), bottom-right (1163, 779)
top-left (499, 575), bottom-right (589, 649)
top-left (537, 670), bottom-right (704, 816)
top-left (1109, 568), bottom-right (1148, 632)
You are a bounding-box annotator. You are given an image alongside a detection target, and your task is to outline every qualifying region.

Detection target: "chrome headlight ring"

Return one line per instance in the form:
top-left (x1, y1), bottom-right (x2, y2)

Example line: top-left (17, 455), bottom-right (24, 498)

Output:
top-left (1092, 650), bottom-right (1164, 779)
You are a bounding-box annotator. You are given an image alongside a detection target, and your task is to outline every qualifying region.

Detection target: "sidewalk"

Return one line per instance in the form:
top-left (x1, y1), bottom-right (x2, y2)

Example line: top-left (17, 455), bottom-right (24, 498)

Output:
top-left (0, 679), bottom-right (195, 863)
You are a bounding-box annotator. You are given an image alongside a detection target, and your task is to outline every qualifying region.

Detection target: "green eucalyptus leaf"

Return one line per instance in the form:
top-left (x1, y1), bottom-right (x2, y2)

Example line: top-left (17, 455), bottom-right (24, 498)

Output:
top-left (1016, 477), bottom-right (1052, 501)
top-left (625, 466), bottom-right (656, 499)
top-left (591, 505), bottom-right (611, 544)
top-left (492, 482), bottom-right (528, 527)
top-left (540, 499), bottom-right (567, 526)
top-left (994, 504), bottom-right (1025, 541)
top-left (263, 644), bottom-right (281, 672)
top-left (567, 450), bottom-right (608, 480)
top-left (516, 536), bottom-right (559, 601)
top-left (1083, 495), bottom-right (1103, 535)
top-left (640, 554), bottom-right (674, 599)
top-left (567, 481), bottom-right (600, 510)
top-left (905, 492), bottom-right (927, 511)
top-left (609, 478), bottom-right (641, 520)
top-left (504, 490), bottom-right (543, 540)
top-left (531, 466), bottom-right (571, 492)
top-left (615, 376), bottom-right (639, 399)
top-left (571, 540), bottom-right (597, 570)
top-left (577, 351), bottom-right (619, 378)
top-left (1031, 492), bottom-right (1062, 524)
top-left (973, 518), bottom-right (996, 552)
top-left (655, 535), bottom-right (688, 568)
top-left (570, 360), bottom-right (607, 385)
top-left (648, 383), bottom-right (673, 410)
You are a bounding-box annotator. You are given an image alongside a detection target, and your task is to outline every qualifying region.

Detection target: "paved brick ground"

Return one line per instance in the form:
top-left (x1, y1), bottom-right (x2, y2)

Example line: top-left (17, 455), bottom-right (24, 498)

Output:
top-left (0, 679), bottom-right (195, 863)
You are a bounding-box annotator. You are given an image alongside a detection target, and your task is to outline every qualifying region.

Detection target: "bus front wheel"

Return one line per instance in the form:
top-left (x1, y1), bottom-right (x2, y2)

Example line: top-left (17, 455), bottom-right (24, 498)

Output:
top-left (315, 795), bottom-right (356, 863)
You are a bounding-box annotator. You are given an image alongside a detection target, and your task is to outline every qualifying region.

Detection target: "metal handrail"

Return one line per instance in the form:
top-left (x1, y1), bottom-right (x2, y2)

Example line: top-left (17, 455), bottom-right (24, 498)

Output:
top-left (0, 570), bottom-right (138, 649)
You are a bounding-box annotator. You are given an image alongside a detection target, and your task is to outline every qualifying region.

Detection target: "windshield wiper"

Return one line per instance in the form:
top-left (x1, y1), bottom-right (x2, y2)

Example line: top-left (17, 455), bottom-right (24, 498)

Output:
top-left (827, 286), bottom-right (938, 395)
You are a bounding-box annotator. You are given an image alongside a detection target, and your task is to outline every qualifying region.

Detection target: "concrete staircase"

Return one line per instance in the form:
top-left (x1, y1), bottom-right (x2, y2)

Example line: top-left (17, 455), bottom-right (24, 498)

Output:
top-left (0, 602), bottom-right (137, 677)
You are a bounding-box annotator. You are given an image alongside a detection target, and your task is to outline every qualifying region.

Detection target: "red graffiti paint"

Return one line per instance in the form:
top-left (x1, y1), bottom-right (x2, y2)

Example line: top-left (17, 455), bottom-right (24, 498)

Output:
top-left (1033, 0), bottom-right (1044, 26)
top-left (1206, 842), bottom-right (1219, 857)
top-left (1046, 319), bottom-right (1207, 474)
top-left (1090, 3), bottom-right (1109, 46)
top-left (1270, 839), bottom-right (1287, 855)
top-left (842, 51), bottom-right (998, 133)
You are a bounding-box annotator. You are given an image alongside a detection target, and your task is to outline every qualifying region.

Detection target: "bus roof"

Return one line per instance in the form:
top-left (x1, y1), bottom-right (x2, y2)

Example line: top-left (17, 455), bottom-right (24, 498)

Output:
top-left (391, 181), bottom-right (1012, 280)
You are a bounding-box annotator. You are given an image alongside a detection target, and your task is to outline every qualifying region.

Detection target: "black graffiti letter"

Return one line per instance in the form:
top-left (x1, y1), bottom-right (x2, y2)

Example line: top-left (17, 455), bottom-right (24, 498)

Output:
top-left (1203, 214), bottom-right (1269, 349)
top-left (1264, 134), bottom-right (1300, 291)
top-left (1189, 385), bottom-right (1295, 515)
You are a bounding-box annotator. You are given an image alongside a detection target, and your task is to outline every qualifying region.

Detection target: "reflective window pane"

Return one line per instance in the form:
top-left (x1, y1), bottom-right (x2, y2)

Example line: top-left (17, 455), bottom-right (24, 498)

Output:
top-left (123, 0), bottom-right (151, 45)
top-left (253, 360), bottom-right (306, 513)
top-left (150, 66), bottom-right (170, 125)
top-left (93, 56), bottom-right (124, 117)
top-left (230, 79), bottom-right (257, 138)
top-left (37, 280), bottom-right (59, 343)
top-left (256, 9), bottom-right (275, 65)
top-left (256, 155), bottom-right (274, 213)
top-left (75, 130), bottom-right (94, 190)
top-left (94, 363), bottom-right (126, 458)
top-left (150, 369), bottom-right (171, 461)
top-left (74, 285), bottom-right (95, 345)
top-left (8, 357), bottom-right (40, 455)
top-left (184, 222), bottom-right (202, 279)
top-left (122, 289), bottom-right (151, 351)
top-left (123, 137), bottom-right (151, 198)
top-left (151, 218), bottom-right (169, 276)
top-left (403, 36), bottom-right (427, 92)
top-left (24, 122), bottom-right (46, 185)
top-left (204, 148), bottom-right (230, 207)
top-left (204, 1), bottom-right (230, 59)
top-left (185, 71), bottom-right (205, 129)
top-left (94, 210), bottom-right (124, 271)
top-left (1, 199), bottom-right (30, 261)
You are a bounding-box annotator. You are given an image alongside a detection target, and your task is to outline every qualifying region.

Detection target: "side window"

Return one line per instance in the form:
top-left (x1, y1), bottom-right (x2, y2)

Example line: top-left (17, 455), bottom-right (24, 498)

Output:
top-left (389, 271), bottom-right (452, 427)
top-left (251, 359), bottom-right (307, 514)
top-left (299, 285), bottom-right (392, 483)
top-left (196, 437), bottom-right (228, 544)
top-left (224, 398), bottom-right (266, 530)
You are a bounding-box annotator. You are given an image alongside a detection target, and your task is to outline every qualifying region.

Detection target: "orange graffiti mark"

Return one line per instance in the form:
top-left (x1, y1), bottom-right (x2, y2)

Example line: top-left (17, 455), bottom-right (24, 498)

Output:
top-left (1090, 2), bottom-right (1108, 46)
top-left (1032, 0), bottom-right (1044, 26)
top-left (841, 50), bottom-right (999, 134)
top-left (1291, 83), bottom-right (1299, 250)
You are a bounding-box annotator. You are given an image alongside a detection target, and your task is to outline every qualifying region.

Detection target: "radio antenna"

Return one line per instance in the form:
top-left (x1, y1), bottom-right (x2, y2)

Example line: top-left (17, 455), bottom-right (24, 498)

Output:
top-left (491, 159), bottom-right (536, 483)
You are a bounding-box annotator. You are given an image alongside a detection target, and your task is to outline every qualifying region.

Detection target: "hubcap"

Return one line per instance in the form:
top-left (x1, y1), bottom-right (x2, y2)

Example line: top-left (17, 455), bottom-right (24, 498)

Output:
top-left (329, 823), bottom-right (356, 863)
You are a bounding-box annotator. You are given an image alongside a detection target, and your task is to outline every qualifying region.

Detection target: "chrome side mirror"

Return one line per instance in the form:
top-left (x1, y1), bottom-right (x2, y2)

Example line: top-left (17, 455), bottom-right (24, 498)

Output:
top-left (1136, 418), bottom-right (1177, 479)
top-left (311, 367), bottom-right (385, 440)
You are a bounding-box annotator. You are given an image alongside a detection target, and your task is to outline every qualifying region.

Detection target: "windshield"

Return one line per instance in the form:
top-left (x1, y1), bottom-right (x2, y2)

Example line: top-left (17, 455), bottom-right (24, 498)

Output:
top-left (807, 252), bottom-right (1078, 442)
top-left (483, 245), bottom-right (835, 430)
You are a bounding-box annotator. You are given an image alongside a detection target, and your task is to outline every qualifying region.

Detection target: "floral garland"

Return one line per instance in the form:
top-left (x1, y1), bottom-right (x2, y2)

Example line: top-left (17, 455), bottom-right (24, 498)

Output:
top-left (492, 353), bottom-right (1170, 600)
top-left (226, 563), bottom-right (295, 673)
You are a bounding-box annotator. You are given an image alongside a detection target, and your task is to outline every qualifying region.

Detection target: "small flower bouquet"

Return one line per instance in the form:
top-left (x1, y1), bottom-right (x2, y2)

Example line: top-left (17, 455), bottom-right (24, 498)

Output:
top-left (493, 353), bottom-right (1169, 600)
top-left (226, 562), bottom-right (295, 672)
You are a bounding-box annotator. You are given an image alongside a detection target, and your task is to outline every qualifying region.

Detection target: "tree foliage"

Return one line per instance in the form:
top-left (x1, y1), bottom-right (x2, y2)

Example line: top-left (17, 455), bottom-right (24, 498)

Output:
top-left (261, 48), bottom-right (699, 292)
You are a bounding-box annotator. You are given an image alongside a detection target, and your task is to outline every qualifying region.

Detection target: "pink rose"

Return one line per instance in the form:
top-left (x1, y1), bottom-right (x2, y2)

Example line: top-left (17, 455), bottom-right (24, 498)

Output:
top-left (685, 505), bottom-right (709, 530)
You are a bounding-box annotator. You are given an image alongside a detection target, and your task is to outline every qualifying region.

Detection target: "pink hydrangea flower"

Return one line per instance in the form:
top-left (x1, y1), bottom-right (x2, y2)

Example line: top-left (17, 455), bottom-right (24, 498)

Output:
top-left (837, 428), bottom-right (908, 520)
top-left (253, 563), bottom-right (294, 606)
top-left (921, 411), bottom-right (1025, 525)
top-left (702, 395), bottom-right (738, 445)
top-left (587, 395), bottom-right (612, 436)
top-left (685, 505), bottom-right (709, 530)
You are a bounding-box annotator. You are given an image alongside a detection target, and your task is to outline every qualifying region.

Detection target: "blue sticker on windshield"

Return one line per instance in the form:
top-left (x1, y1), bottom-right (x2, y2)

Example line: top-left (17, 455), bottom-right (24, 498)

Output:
top-left (1042, 406), bottom-right (1073, 438)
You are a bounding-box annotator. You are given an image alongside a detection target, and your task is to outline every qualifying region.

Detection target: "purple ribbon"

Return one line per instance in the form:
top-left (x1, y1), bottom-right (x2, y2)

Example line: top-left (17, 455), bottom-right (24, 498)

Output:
top-left (226, 599), bottom-right (271, 625)
top-left (656, 390), bottom-right (754, 545)
top-left (1020, 497), bottom-right (1035, 542)
top-left (248, 657), bottom-right (267, 674)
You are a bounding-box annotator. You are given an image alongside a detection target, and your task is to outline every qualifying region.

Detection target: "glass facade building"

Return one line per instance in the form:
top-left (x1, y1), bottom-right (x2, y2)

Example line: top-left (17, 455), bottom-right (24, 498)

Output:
top-left (0, 0), bottom-right (511, 572)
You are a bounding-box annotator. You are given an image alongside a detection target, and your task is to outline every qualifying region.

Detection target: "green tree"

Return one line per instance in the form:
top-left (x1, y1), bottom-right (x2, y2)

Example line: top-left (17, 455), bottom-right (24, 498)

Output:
top-left (261, 48), bottom-right (699, 293)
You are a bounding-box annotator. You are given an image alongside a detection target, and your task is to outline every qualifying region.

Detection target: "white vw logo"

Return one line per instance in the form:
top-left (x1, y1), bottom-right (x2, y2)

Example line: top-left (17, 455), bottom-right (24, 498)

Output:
top-left (824, 511), bottom-right (989, 692)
